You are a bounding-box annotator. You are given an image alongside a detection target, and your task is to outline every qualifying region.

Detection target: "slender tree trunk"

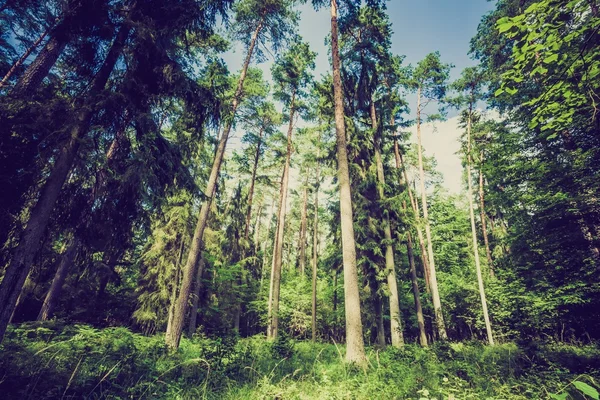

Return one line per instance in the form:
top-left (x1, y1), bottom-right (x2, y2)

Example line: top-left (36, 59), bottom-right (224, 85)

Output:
top-left (330, 0), bottom-right (366, 365)
top-left (374, 293), bottom-right (385, 346)
top-left (466, 106), bottom-right (494, 345)
top-left (371, 102), bottom-right (403, 347)
top-left (267, 90), bottom-right (296, 340)
top-left (0, 25), bottom-right (52, 88)
top-left (405, 228), bottom-right (428, 346)
top-left (36, 111), bottom-right (130, 321)
top-left (298, 174), bottom-right (309, 276)
top-left (394, 141), bottom-right (431, 292)
top-left (0, 24), bottom-right (130, 343)
top-left (187, 257), bottom-right (205, 337)
top-left (311, 146), bottom-right (320, 342)
top-left (260, 197), bottom-right (276, 289)
top-left (253, 200), bottom-right (263, 254)
top-left (165, 19), bottom-right (264, 350)
top-left (244, 127), bottom-right (264, 241)
top-left (415, 86), bottom-right (448, 340)
top-left (37, 237), bottom-right (79, 321)
top-left (478, 156), bottom-right (494, 277)
top-left (392, 137), bottom-right (427, 345)
top-left (166, 238), bottom-right (184, 337)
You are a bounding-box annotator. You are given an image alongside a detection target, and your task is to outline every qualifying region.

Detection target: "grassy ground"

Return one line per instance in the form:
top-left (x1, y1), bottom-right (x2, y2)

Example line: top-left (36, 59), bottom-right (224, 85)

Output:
top-left (0, 322), bottom-right (598, 399)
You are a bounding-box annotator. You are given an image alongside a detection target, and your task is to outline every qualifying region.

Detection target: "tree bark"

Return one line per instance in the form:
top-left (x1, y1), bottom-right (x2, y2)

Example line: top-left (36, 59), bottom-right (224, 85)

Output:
top-left (267, 89), bottom-right (296, 340)
top-left (311, 143), bottom-right (320, 342)
top-left (392, 138), bottom-right (428, 345)
top-left (37, 237), bottom-right (79, 321)
top-left (244, 127), bottom-right (264, 241)
top-left (406, 228), bottom-right (428, 346)
top-left (0, 25), bottom-right (52, 88)
top-left (371, 101), bottom-right (403, 347)
top-left (478, 157), bottom-right (494, 277)
top-left (166, 235), bottom-right (185, 337)
top-left (415, 86), bottom-right (448, 340)
top-left (466, 105), bottom-right (494, 345)
top-left (298, 174), bottom-right (309, 276)
top-left (187, 257), bottom-right (205, 337)
top-left (0, 24), bottom-right (130, 343)
top-left (9, 25), bottom-right (68, 97)
top-left (330, 0), bottom-right (366, 365)
top-left (165, 19), bottom-right (264, 350)
top-left (394, 140), bottom-right (431, 292)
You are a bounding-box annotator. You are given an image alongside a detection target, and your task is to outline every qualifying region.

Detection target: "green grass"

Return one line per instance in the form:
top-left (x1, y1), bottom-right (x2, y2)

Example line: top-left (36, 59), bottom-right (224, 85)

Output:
top-left (0, 322), bottom-right (598, 399)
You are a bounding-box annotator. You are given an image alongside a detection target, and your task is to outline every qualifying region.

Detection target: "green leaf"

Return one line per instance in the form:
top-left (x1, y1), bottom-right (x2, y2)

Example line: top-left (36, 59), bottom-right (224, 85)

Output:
top-left (573, 381), bottom-right (599, 399)
top-left (494, 87), bottom-right (505, 96)
top-left (505, 87), bottom-right (518, 95)
top-left (543, 54), bottom-right (559, 64)
top-left (497, 22), bottom-right (515, 33)
top-left (549, 393), bottom-right (568, 400)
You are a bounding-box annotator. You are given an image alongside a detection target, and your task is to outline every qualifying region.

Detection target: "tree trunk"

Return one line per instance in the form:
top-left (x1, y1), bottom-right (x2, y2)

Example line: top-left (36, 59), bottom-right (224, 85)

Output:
top-left (253, 200), bottom-right (263, 255)
top-left (466, 107), bottom-right (494, 345)
top-left (394, 140), bottom-right (431, 292)
top-left (187, 257), bottom-right (205, 337)
top-left (9, 28), bottom-right (68, 97)
top-left (311, 134), bottom-right (320, 343)
top-left (392, 138), bottom-right (427, 345)
top-left (260, 197), bottom-right (276, 289)
top-left (0, 25), bottom-right (52, 88)
top-left (330, 0), bottom-right (366, 365)
top-left (37, 237), bottom-right (79, 321)
top-left (165, 19), bottom-right (264, 350)
top-left (406, 222), bottom-right (428, 346)
top-left (166, 235), bottom-right (185, 337)
top-left (244, 127), bottom-right (264, 241)
top-left (371, 101), bottom-right (403, 347)
top-left (415, 86), bottom-right (448, 340)
top-left (267, 89), bottom-right (296, 340)
top-left (0, 24), bottom-right (130, 344)
top-left (298, 174), bottom-right (309, 276)
top-left (478, 157), bottom-right (494, 277)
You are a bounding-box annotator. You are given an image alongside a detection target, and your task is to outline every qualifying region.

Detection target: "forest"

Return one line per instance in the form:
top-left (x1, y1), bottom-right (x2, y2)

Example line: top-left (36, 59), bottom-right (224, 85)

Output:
top-left (0, 0), bottom-right (599, 398)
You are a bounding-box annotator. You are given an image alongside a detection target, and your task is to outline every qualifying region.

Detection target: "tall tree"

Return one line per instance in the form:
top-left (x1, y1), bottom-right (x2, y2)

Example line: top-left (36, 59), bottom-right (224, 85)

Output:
top-left (166, 0), bottom-right (299, 349)
top-left (410, 52), bottom-right (452, 340)
top-left (0, 21), bottom-right (132, 342)
top-left (267, 38), bottom-right (315, 340)
top-left (451, 67), bottom-right (494, 345)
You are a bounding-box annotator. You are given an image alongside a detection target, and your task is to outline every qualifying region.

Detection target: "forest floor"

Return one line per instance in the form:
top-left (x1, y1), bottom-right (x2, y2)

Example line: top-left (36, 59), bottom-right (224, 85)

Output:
top-left (0, 322), bottom-right (599, 399)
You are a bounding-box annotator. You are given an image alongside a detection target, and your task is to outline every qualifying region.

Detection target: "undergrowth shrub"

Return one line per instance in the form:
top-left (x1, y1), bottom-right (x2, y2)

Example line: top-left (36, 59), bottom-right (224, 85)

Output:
top-left (1, 323), bottom-right (599, 399)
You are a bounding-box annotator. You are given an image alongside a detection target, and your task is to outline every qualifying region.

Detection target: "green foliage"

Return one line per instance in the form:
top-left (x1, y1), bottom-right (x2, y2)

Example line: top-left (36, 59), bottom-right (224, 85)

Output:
top-left (3, 323), bottom-right (599, 399)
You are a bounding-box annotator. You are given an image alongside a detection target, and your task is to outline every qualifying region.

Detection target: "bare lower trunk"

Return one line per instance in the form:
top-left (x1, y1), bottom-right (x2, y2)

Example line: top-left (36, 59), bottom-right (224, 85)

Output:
top-left (260, 198), bottom-right (276, 290)
top-left (311, 136), bottom-right (320, 343)
top-left (478, 159), bottom-right (494, 277)
top-left (394, 140), bottom-right (431, 292)
top-left (244, 128), bottom-right (264, 241)
top-left (373, 294), bottom-right (385, 346)
top-left (0, 25), bottom-right (51, 88)
top-left (165, 19), bottom-right (263, 350)
top-left (415, 86), bottom-right (447, 340)
top-left (466, 108), bottom-right (494, 345)
top-left (267, 90), bottom-right (296, 340)
top-left (187, 257), bottom-right (205, 337)
top-left (37, 238), bottom-right (79, 321)
top-left (371, 101), bottom-right (403, 347)
top-left (166, 236), bottom-right (185, 337)
top-left (0, 24), bottom-right (130, 343)
top-left (298, 176), bottom-right (309, 276)
top-left (331, 0), bottom-right (366, 365)
top-left (406, 222), bottom-right (428, 346)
